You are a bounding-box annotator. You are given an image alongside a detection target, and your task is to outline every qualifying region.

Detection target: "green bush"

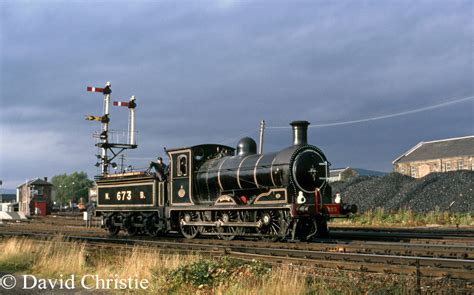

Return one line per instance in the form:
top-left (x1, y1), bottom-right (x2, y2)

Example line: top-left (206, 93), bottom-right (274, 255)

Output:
top-left (164, 257), bottom-right (271, 292)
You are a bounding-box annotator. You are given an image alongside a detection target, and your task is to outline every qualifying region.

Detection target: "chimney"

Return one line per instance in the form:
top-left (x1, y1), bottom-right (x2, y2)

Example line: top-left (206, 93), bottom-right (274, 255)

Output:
top-left (290, 121), bottom-right (310, 146)
top-left (44, 177), bottom-right (48, 182)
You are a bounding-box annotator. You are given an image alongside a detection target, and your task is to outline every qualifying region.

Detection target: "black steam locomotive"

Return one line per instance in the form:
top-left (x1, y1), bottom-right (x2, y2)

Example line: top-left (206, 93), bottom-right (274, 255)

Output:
top-left (96, 121), bottom-right (356, 241)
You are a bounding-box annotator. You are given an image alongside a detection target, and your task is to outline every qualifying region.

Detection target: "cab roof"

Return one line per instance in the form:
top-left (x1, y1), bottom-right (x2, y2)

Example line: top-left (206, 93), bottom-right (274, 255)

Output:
top-left (165, 144), bottom-right (235, 153)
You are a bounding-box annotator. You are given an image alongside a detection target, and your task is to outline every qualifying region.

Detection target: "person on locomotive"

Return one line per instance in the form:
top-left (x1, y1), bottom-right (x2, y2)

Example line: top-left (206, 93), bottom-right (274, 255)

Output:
top-left (148, 156), bottom-right (168, 181)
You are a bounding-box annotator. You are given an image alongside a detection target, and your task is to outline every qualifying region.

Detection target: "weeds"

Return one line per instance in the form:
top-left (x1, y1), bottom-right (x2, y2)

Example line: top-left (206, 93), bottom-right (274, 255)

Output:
top-left (162, 257), bottom-right (271, 292)
top-left (0, 237), bottom-right (471, 294)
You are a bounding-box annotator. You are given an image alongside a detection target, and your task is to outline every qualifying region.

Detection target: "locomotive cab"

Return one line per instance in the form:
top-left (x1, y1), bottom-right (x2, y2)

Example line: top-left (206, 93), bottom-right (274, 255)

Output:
top-left (166, 144), bottom-right (235, 206)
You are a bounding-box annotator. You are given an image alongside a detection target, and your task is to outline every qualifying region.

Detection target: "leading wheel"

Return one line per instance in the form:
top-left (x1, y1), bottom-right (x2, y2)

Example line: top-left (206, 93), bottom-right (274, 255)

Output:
top-left (256, 210), bottom-right (285, 242)
top-left (296, 219), bottom-right (317, 242)
top-left (316, 217), bottom-right (329, 239)
top-left (179, 211), bottom-right (199, 239)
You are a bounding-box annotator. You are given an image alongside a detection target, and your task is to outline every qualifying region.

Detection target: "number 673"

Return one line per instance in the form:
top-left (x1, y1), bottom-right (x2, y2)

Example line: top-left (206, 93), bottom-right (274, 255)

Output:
top-left (116, 191), bottom-right (132, 201)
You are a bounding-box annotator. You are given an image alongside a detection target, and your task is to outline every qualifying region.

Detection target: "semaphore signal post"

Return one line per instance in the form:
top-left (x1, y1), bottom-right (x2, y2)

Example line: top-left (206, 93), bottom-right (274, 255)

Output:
top-left (86, 82), bottom-right (137, 177)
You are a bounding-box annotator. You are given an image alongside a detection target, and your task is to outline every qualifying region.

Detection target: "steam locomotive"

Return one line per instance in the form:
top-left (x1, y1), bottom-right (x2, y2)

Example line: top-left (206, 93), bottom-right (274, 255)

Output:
top-left (95, 121), bottom-right (356, 241)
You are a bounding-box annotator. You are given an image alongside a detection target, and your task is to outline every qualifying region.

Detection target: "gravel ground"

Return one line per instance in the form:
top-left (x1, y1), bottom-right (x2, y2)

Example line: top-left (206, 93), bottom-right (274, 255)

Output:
top-left (331, 171), bottom-right (474, 213)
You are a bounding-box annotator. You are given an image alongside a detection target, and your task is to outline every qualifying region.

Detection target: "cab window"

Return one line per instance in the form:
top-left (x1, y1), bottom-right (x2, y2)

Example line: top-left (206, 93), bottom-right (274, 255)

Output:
top-left (177, 155), bottom-right (187, 176)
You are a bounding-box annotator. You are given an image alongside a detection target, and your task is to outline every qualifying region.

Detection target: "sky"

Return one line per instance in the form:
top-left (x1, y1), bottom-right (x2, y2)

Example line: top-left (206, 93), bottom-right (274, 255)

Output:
top-left (0, 0), bottom-right (473, 189)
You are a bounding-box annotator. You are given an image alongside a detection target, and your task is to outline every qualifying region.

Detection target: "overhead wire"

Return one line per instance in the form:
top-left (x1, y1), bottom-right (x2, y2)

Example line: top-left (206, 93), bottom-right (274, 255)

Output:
top-left (266, 95), bottom-right (474, 129)
top-left (113, 94), bottom-right (474, 163)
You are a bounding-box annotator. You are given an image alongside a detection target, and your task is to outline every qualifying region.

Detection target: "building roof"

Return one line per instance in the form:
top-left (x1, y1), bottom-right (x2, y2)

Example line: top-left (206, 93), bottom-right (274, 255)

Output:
top-left (17, 178), bottom-right (52, 188)
top-left (393, 135), bottom-right (474, 164)
top-left (353, 168), bottom-right (387, 177)
top-left (329, 167), bottom-right (350, 177)
top-left (330, 167), bottom-right (386, 177)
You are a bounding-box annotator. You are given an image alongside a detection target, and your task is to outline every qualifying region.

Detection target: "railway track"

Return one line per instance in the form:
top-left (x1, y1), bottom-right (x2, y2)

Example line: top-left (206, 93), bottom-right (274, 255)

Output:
top-left (2, 219), bottom-right (474, 258)
top-left (2, 228), bottom-right (473, 259)
top-left (1, 230), bottom-right (472, 281)
top-left (4, 218), bottom-right (474, 243)
top-left (330, 226), bottom-right (474, 243)
top-left (330, 225), bottom-right (474, 235)
top-left (187, 238), bottom-right (474, 259)
top-left (2, 224), bottom-right (474, 258)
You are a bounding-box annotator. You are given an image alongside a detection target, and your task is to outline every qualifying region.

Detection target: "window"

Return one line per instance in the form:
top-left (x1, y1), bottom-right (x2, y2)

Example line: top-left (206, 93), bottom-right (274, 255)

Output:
top-left (472, 160), bottom-right (474, 171)
top-left (400, 167), bottom-right (405, 174)
top-left (458, 160), bottom-right (464, 170)
top-left (37, 187), bottom-right (44, 195)
top-left (177, 155), bottom-right (187, 177)
top-left (410, 166), bottom-right (416, 177)
top-left (445, 162), bottom-right (451, 172)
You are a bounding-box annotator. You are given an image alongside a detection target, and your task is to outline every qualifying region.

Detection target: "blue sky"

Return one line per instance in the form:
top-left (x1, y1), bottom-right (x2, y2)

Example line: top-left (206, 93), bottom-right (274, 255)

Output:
top-left (1, 0), bottom-right (473, 189)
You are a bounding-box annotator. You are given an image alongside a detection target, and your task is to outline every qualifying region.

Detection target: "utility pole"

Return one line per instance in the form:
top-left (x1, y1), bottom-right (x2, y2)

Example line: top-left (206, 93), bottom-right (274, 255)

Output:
top-left (119, 154), bottom-right (126, 173)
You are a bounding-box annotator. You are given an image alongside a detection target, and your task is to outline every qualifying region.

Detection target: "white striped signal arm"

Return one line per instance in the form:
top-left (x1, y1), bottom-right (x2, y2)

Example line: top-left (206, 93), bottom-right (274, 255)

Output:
top-left (113, 101), bottom-right (130, 107)
top-left (86, 86), bottom-right (104, 93)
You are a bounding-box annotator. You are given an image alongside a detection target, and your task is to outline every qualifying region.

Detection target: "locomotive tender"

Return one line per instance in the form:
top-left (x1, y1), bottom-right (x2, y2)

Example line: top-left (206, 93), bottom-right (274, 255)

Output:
top-left (96, 121), bottom-right (356, 241)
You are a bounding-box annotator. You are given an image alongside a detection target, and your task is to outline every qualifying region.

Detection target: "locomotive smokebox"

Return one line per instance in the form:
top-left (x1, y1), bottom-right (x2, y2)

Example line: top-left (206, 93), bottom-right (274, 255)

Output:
top-left (290, 120), bottom-right (310, 146)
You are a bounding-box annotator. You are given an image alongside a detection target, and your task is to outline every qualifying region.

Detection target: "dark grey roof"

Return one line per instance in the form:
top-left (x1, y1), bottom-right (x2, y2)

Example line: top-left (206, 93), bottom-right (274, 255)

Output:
top-left (329, 168), bottom-right (348, 177)
top-left (330, 167), bottom-right (386, 177)
top-left (17, 178), bottom-right (52, 188)
top-left (393, 136), bottom-right (474, 164)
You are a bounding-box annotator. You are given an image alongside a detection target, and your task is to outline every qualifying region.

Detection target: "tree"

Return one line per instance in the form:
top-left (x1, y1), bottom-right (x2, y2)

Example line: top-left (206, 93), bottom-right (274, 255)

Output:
top-left (51, 172), bottom-right (93, 205)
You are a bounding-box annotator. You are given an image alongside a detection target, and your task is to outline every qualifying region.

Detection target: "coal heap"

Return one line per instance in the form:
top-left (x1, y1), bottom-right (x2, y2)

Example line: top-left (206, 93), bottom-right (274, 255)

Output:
top-left (331, 171), bottom-right (474, 213)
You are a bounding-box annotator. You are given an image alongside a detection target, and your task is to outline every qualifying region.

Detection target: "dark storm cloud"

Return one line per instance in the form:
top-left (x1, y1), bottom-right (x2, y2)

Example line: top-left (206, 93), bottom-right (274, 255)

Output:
top-left (0, 0), bottom-right (472, 188)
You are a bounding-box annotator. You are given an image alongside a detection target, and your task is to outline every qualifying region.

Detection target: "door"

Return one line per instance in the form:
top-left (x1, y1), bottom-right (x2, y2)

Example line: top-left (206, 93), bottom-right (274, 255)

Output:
top-left (169, 150), bottom-right (193, 205)
top-left (34, 201), bottom-right (47, 216)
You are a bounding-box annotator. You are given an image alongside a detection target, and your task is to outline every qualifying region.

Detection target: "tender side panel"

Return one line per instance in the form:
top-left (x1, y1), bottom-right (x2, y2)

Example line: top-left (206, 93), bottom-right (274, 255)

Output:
top-left (97, 180), bottom-right (157, 207)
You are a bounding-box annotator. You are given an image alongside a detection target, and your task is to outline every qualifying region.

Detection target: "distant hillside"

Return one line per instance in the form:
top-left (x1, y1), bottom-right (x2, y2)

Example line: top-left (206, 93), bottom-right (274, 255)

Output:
top-left (0, 189), bottom-right (16, 194)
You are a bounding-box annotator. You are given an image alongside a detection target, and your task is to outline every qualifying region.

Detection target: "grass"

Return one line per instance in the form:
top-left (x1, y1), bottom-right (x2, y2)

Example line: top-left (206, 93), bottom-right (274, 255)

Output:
top-left (331, 207), bottom-right (474, 227)
top-left (0, 237), bottom-right (470, 294)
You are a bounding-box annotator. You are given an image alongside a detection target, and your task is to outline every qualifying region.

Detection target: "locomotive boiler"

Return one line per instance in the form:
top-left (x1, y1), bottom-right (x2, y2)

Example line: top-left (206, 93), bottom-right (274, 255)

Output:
top-left (196, 121), bottom-right (331, 207)
top-left (96, 120), bottom-right (356, 241)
